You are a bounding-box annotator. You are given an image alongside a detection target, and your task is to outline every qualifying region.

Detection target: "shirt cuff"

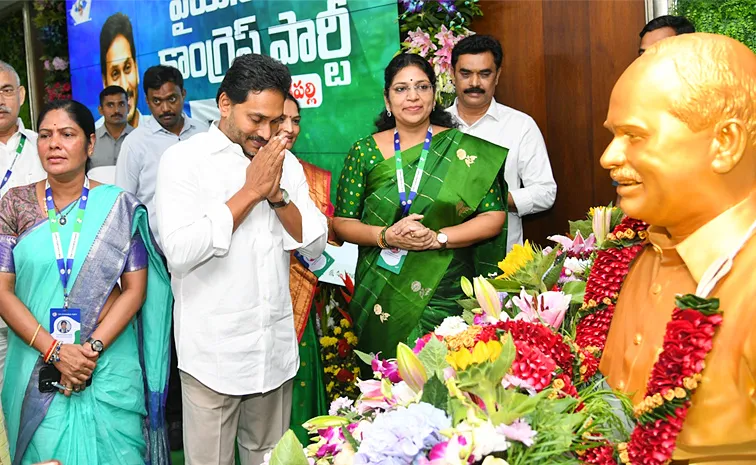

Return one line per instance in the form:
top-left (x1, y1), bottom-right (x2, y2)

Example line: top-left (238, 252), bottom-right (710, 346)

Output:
top-left (509, 188), bottom-right (534, 217)
top-left (206, 203), bottom-right (234, 255)
top-left (282, 209), bottom-right (327, 256)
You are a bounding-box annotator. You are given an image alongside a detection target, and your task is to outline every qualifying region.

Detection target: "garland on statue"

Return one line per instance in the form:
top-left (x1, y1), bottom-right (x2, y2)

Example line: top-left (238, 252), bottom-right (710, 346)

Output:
top-left (575, 218), bottom-right (724, 465)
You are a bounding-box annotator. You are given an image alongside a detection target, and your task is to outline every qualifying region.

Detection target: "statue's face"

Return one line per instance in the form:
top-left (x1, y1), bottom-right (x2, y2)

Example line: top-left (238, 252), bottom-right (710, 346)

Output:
top-left (601, 59), bottom-right (716, 230)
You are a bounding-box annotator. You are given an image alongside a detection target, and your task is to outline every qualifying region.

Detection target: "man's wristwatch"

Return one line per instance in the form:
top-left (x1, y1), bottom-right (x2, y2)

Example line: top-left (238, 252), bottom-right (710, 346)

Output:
top-left (436, 231), bottom-right (448, 250)
top-left (87, 337), bottom-right (104, 354)
top-left (268, 189), bottom-right (290, 209)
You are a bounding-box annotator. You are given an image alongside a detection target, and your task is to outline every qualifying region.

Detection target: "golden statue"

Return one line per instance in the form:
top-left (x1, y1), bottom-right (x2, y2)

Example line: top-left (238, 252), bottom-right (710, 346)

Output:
top-left (600, 33), bottom-right (756, 464)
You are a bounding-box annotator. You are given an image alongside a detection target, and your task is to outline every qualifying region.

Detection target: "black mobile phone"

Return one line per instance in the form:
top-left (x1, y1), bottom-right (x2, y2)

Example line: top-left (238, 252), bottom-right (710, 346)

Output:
top-left (38, 365), bottom-right (92, 393)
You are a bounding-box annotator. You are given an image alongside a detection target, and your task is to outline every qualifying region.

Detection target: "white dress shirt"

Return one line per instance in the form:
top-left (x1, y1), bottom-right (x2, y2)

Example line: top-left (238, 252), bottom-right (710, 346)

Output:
top-left (448, 99), bottom-right (556, 251)
top-left (114, 114), bottom-right (208, 245)
top-left (0, 119), bottom-right (45, 330)
top-left (0, 119), bottom-right (45, 198)
top-left (155, 122), bottom-right (328, 396)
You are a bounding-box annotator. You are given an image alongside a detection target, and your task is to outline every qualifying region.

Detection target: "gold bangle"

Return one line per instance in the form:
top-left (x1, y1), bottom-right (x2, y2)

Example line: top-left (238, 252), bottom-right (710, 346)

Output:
top-left (29, 323), bottom-right (42, 347)
top-left (377, 226), bottom-right (389, 249)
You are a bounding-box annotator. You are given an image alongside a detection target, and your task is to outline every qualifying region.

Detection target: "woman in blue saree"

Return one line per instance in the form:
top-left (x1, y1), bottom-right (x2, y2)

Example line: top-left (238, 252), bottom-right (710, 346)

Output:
top-left (0, 100), bottom-right (172, 465)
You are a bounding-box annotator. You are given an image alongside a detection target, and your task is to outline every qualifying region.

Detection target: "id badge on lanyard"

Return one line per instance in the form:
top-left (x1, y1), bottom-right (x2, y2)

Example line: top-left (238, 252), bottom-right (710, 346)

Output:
top-left (377, 126), bottom-right (433, 275)
top-left (45, 177), bottom-right (90, 341)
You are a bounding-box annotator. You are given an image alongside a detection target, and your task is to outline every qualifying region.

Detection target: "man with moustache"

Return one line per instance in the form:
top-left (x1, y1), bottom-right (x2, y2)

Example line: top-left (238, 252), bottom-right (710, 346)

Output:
top-left (98, 12), bottom-right (144, 128)
top-left (115, 65), bottom-right (206, 450)
top-left (0, 60), bottom-right (45, 391)
top-left (89, 85), bottom-right (132, 169)
top-left (600, 33), bottom-right (756, 463)
top-left (447, 35), bottom-right (556, 252)
top-left (155, 54), bottom-right (327, 465)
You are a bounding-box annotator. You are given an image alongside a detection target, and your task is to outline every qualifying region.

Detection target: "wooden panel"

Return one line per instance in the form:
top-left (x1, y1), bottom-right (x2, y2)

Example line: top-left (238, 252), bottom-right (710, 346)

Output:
top-left (472, 0), bottom-right (646, 245)
top-left (474, 1), bottom-right (548, 139)
top-left (588, 0), bottom-right (647, 207)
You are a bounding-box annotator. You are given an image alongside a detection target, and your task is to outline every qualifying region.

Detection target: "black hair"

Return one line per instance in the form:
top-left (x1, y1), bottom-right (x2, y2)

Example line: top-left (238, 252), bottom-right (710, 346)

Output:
top-left (216, 54), bottom-right (291, 104)
top-left (451, 34), bottom-right (503, 70)
top-left (99, 13), bottom-right (136, 78)
top-left (374, 53), bottom-right (457, 132)
top-left (639, 15), bottom-right (695, 38)
top-left (143, 65), bottom-right (184, 94)
top-left (37, 100), bottom-right (96, 148)
top-left (99, 85), bottom-right (127, 106)
top-left (285, 92), bottom-right (301, 111)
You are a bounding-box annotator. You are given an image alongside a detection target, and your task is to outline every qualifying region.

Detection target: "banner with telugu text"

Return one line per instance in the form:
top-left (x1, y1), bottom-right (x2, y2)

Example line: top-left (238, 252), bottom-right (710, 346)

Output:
top-left (66, 0), bottom-right (400, 200)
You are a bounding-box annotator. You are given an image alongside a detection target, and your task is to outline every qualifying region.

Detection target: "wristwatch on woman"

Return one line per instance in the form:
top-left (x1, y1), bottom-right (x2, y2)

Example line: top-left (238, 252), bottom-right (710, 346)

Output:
top-left (268, 189), bottom-right (290, 209)
top-left (436, 231), bottom-right (448, 250)
top-left (87, 337), bottom-right (104, 354)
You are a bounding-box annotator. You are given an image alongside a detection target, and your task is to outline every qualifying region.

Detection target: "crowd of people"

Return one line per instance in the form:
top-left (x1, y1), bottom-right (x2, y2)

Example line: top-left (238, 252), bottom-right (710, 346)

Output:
top-left (0, 12), bottom-right (707, 465)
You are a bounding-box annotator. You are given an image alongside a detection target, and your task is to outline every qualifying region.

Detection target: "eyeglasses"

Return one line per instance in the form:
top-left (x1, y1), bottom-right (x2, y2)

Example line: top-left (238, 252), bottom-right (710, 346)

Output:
top-left (0, 87), bottom-right (18, 99)
top-left (391, 84), bottom-right (433, 96)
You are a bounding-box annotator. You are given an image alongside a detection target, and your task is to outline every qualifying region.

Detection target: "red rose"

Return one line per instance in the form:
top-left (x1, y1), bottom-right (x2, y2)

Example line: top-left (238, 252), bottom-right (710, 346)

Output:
top-left (336, 368), bottom-right (354, 383)
top-left (337, 338), bottom-right (352, 358)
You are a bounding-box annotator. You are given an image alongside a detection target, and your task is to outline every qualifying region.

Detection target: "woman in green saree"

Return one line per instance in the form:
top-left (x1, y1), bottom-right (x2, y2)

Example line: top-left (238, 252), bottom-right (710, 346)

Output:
top-left (333, 53), bottom-right (509, 359)
top-left (0, 100), bottom-right (172, 465)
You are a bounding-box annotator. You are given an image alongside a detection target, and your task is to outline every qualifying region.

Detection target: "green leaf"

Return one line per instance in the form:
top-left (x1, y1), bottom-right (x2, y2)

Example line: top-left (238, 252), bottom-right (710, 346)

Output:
top-left (354, 349), bottom-right (375, 367)
top-left (675, 294), bottom-right (721, 314)
top-left (542, 252), bottom-right (567, 290)
top-left (569, 219), bottom-right (593, 239)
top-left (561, 280), bottom-right (586, 304)
top-left (488, 278), bottom-right (523, 293)
top-left (461, 308), bottom-right (476, 325)
top-left (420, 375), bottom-right (450, 410)
top-left (488, 333), bottom-right (516, 383)
top-left (457, 298), bottom-right (479, 311)
top-left (269, 430), bottom-right (309, 465)
top-left (341, 425), bottom-right (359, 452)
top-left (492, 389), bottom-right (548, 425)
top-left (418, 336), bottom-right (450, 377)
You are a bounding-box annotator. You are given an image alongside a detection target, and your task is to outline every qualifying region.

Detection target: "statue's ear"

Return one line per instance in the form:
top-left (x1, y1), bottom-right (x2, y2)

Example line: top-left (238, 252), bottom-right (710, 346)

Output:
top-left (711, 119), bottom-right (747, 174)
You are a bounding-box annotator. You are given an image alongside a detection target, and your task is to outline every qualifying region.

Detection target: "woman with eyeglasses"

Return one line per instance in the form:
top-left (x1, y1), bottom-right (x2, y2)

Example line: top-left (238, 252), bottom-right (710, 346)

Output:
top-left (333, 53), bottom-right (509, 359)
top-left (0, 100), bottom-right (171, 464)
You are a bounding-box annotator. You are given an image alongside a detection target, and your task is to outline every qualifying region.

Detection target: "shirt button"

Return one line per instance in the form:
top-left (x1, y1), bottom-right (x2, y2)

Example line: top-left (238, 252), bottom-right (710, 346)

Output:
top-left (618, 380), bottom-right (626, 390)
top-left (651, 283), bottom-right (662, 295)
top-left (634, 333), bottom-right (643, 345)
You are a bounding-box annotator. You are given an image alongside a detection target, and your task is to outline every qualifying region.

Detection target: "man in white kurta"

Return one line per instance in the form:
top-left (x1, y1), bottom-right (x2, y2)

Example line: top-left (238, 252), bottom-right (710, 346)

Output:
top-left (155, 54), bottom-right (327, 465)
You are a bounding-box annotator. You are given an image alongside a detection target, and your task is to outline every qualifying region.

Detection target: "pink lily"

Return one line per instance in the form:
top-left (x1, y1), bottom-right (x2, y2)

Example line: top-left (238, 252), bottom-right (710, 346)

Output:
top-left (510, 289), bottom-right (570, 329)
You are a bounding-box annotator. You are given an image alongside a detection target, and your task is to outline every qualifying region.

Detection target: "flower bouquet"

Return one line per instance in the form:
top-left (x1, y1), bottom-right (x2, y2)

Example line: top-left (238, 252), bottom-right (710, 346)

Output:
top-left (267, 206), bottom-right (721, 464)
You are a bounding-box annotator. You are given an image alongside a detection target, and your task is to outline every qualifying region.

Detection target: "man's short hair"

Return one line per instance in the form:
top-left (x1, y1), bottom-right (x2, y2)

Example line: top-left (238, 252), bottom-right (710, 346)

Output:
top-left (142, 65), bottom-right (184, 94)
top-left (639, 15), bottom-right (695, 39)
top-left (216, 54), bottom-right (291, 105)
top-left (99, 13), bottom-right (136, 78)
top-left (0, 60), bottom-right (20, 87)
top-left (649, 33), bottom-right (756, 148)
top-left (451, 34), bottom-right (503, 70)
top-left (99, 85), bottom-right (128, 106)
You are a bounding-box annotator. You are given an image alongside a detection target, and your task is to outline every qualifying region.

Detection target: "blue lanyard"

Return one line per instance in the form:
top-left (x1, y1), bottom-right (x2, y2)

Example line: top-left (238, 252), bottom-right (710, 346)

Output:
top-left (45, 177), bottom-right (90, 308)
top-left (0, 133), bottom-right (26, 191)
top-left (393, 126), bottom-right (433, 216)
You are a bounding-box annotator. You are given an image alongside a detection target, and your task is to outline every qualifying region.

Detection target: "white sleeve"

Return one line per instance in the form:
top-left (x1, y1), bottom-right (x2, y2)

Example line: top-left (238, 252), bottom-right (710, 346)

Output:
top-left (155, 146), bottom-right (233, 275)
top-left (281, 154), bottom-right (327, 258)
top-left (114, 136), bottom-right (140, 195)
top-left (509, 117), bottom-right (557, 216)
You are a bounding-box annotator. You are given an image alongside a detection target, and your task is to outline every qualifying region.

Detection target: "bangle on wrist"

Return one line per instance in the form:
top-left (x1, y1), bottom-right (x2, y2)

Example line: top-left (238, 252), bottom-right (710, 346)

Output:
top-left (29, 323), bottom-right (42, 347)
top-left (44, 340), bottom-right (62, 364)
top-left (377, 226), bottom-right (389, 249)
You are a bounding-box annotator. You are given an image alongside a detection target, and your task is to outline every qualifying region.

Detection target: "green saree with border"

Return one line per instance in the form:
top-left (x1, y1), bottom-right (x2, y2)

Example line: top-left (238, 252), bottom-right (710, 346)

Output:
top-left (336, 128), bottom-right (508, 358)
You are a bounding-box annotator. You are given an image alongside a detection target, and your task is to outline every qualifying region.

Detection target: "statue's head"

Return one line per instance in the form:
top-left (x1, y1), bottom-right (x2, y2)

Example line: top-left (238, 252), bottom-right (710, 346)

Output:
top-left (601, 33), bottom-right (756, 236)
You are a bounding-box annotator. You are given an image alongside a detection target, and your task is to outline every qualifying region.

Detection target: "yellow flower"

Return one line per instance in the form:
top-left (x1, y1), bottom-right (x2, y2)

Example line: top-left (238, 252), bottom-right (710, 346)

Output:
top-left (497, 240), bottom-right (535, 279)
top-left (340, 319), bottom-right (351, 328)
top-left (344, 332), bottom-right (358, 345)
top-left (320, 336), bottom-right (338, 347)
top-left (471, 340), bottom-right (503, 364)
top-left (446, 348), bottom-right (473, 371)
top-left (333, 327), bottom-right (342, 336)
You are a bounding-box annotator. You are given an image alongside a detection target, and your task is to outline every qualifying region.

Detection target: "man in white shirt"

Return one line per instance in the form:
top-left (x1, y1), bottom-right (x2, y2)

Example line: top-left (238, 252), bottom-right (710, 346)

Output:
top-left (155, 54), bottom-right (327, 465)
top-left (115, 65), bottom-right (208, 246)
top-left (0, 60), bottom-right (46, 390)
top-left (447, 35), bottom-right (556, 252)
top-left (114, 64), bottom-right (207, 451)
